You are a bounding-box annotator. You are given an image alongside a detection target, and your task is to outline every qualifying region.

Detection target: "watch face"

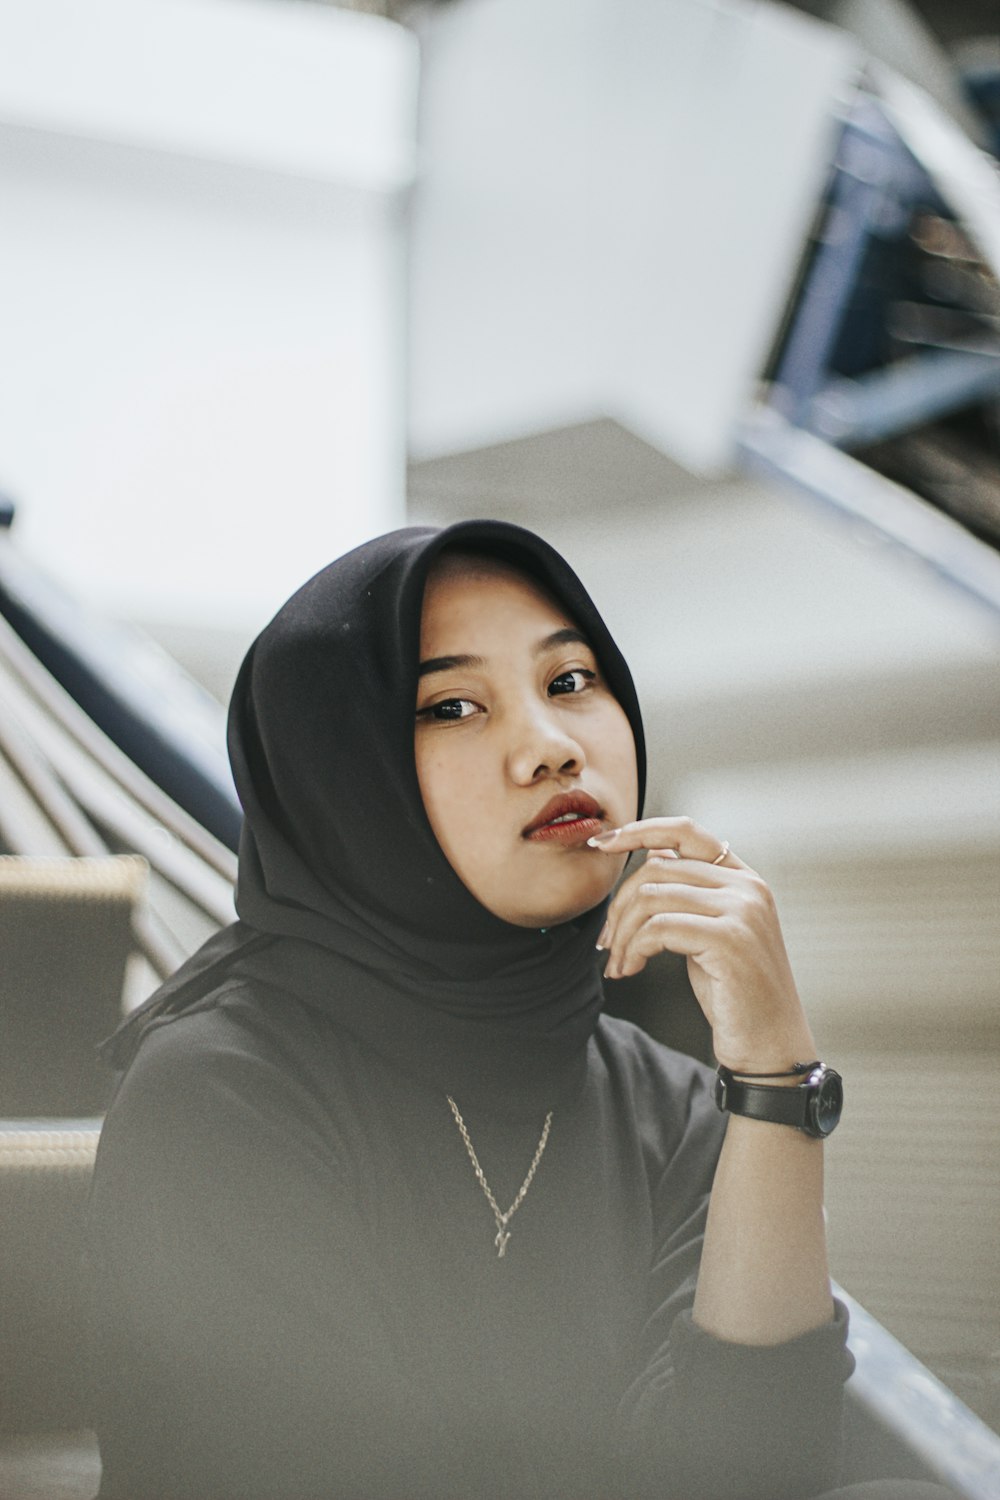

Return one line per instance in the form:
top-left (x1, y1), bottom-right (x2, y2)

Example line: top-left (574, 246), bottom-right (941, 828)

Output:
top-left (809, 1068), bottom-right (844, 1137)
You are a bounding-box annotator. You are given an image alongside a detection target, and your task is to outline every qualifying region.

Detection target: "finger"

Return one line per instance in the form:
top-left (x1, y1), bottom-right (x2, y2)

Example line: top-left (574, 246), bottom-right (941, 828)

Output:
top-left (618, 855), bottom-right (747, 901)
top-left (603, 884), bottom-right (727, 977)
top-left (589, 816), bottom-right (745, 869)
top-left (600, 856), bottom-right (745, 942)
top-left (604, 911), bottom-right (718, 979)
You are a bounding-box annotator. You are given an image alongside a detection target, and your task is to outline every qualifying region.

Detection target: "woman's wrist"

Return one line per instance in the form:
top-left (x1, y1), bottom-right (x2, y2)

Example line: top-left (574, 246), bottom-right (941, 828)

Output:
top-left (718, 1059), bottom-right (821, 1088)
top-left (714, 1025), bottom-right (818, 1080)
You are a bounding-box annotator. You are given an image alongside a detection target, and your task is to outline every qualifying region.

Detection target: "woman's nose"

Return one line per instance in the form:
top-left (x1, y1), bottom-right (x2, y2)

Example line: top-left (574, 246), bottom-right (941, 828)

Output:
top-left (506, 704), bottom-right (585, 784)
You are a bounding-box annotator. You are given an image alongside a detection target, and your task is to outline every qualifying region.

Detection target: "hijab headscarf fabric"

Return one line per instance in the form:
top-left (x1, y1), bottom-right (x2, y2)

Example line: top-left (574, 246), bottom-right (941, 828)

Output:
top-left (103, 520), bottom-right (646, 1113)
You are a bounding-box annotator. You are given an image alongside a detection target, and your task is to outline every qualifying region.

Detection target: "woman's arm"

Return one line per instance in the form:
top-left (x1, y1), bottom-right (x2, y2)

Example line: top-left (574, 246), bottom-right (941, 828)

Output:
top-left (694, 1102), bottom-right (832, 1343)
top-left (592, 815), bottom-right (834, 1345)
top-left (613, 1042), bottom-right (851, 1500)
top-left (597, 822), bottom-right (852, 1496)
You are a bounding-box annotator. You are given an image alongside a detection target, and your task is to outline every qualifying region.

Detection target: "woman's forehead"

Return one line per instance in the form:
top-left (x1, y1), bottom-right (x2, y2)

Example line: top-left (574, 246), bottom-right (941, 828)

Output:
top-left (420, 551), bottom-right (579, 642)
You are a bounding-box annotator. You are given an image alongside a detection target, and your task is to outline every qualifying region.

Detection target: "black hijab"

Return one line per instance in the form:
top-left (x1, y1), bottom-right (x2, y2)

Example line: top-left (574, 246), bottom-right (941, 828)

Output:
top-left (104, 520), bottom-right (646, 1113)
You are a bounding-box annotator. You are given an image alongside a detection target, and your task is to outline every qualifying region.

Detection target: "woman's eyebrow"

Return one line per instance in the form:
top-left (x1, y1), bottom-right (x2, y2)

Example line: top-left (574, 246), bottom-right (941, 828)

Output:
top-left (418, 653), bottom-right (486, 679)
top-left (418, 630), bottom-right (590, 680)
top-left (534, 628), bottom-right (590, 657)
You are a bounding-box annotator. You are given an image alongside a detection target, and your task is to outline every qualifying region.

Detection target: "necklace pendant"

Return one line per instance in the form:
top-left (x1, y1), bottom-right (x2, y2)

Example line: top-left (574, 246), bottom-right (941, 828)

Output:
top-left (447, 1096), bottom-right (553, 1263)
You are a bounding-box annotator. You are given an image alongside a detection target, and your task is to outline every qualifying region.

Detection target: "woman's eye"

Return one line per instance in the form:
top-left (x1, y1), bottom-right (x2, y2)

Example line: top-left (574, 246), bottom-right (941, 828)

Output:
top-left (417, 698), bottom-right (479, 722)
top-left (549, 669), bottom-right (596, 697)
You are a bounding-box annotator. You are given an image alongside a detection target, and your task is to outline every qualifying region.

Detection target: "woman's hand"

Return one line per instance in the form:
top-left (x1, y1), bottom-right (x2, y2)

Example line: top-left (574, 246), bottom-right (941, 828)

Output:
top-left (593, 818), bottom-right (835, 1351)
top-left (590, 816), bottom-right (815, 1074)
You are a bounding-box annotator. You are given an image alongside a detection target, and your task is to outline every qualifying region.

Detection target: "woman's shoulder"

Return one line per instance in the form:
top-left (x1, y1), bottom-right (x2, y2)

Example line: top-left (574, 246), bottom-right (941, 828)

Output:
top-left (89, 982), bottom-right (370, 1267)
top-left (115, 976), bottom-right (320, 1086)
top-left (99, 977), bottom-right (360, 1163)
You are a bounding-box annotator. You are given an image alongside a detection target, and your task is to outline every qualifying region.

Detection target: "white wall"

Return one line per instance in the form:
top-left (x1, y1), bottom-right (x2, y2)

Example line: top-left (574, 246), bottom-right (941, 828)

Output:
top-left (409, 0), bottom-right (858, 471)
top-left (0, 0), bottom-right (418, 633)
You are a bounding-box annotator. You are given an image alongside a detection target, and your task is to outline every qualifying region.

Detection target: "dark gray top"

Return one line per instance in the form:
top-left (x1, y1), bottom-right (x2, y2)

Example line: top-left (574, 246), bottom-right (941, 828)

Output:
top-left (88, 986), bottom-right (852, 1500)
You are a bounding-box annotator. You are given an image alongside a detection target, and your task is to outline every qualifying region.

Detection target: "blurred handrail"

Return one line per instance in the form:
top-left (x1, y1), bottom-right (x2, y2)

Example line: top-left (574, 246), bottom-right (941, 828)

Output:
top-left (0, 600), bottom-right (238, 882)
top-left (738, 405), bottom-right (1000, 618)
top-left (0, 684), bottom-right (107, 860)
top-left (837, 1283), bottom-right (1000, 1500)
top-left (0, 666), bottom-right (236, 930)
top-left (0, 687), bottom-right (181, 980)
top-left (0, 536), bottom-right (242, 851)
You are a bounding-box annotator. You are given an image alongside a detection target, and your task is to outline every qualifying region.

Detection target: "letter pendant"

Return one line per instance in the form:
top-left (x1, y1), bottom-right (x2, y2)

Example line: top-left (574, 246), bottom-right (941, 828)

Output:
top-left (495, 1226), bottom-right (511, 1258)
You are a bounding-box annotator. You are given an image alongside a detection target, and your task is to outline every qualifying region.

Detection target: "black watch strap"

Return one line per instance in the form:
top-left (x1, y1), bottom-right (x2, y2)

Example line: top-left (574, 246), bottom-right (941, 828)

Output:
top-left (715, 1070), bottom-right (810, 1128)
top-left (714, 1063), bottom-right (843, 1138)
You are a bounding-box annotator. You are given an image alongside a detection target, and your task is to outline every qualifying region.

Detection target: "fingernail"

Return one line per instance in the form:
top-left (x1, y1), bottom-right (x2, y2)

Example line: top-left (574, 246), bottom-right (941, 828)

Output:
top-left (595, 922), bottom-right (609, 951)
top-left (587, 828), bottom-right (621, 848)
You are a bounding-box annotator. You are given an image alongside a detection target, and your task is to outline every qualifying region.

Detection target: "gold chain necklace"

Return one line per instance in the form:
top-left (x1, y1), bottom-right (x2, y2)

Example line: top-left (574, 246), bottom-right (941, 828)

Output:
top-left (446, 1096), bottom-right (553, 1258)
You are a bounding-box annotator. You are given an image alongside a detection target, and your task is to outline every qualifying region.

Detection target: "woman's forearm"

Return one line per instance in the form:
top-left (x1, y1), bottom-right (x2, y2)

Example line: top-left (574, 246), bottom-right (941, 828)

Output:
top-left (692, 1106), bottom-right (834, 1347)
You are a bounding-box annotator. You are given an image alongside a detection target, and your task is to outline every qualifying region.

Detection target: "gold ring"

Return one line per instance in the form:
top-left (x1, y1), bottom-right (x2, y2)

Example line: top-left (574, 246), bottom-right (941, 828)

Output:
top-left (710, 841), bottom-right (730, 865)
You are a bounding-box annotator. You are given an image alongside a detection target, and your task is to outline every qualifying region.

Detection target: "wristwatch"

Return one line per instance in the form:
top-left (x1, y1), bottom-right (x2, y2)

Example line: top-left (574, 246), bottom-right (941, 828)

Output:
top-left (714, 1062), bottom-right (843, 1139)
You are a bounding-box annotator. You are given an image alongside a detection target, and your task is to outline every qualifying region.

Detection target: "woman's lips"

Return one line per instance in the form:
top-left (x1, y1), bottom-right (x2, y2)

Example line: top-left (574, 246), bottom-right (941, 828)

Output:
top-left (523, 815), bottom-right (605, 846)
top-left (522, 793), bottom-right (605, 845)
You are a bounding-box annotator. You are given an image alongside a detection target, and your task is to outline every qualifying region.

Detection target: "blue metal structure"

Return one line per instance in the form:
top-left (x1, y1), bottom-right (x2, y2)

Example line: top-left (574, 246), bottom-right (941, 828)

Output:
top-left (742, 80), bottom-right (1000, 617)
top-left (763, 91), bottom-right (1000, 436)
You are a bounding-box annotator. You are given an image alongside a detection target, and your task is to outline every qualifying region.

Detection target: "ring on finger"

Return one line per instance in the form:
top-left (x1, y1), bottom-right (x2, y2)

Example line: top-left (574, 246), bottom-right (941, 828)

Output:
top-left (710, 840), bottom-right (730, 866)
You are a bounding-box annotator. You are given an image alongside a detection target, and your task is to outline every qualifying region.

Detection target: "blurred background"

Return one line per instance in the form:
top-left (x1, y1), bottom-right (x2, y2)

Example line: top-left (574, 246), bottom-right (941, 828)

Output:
top-left (0, 0), bottom-right (998, 1491)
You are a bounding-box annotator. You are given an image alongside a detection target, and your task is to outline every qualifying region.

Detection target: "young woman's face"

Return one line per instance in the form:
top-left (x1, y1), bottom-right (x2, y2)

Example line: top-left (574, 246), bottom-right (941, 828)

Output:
top-left (415, 555), bottom-right (638, 928)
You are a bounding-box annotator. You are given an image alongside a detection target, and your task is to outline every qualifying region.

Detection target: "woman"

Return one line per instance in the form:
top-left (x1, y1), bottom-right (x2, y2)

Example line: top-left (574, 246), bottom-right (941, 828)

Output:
top-left (88, 519), bottom-right (941, 1500)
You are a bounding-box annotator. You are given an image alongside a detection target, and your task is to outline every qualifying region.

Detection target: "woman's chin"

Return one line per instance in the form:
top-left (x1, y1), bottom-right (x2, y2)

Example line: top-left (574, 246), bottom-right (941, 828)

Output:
top-left (492, 877), bottom-right (615, 931)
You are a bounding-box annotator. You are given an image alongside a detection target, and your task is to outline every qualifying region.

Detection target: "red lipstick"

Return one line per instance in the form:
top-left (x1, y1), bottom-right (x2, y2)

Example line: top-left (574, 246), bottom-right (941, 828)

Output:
top-left (522, 792), bottom-right (605, 845)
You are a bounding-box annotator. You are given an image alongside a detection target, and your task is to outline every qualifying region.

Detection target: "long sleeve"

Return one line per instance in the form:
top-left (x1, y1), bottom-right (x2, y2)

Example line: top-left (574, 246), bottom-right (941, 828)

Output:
top-left (616, 1056), bottom-right (854, 1500)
